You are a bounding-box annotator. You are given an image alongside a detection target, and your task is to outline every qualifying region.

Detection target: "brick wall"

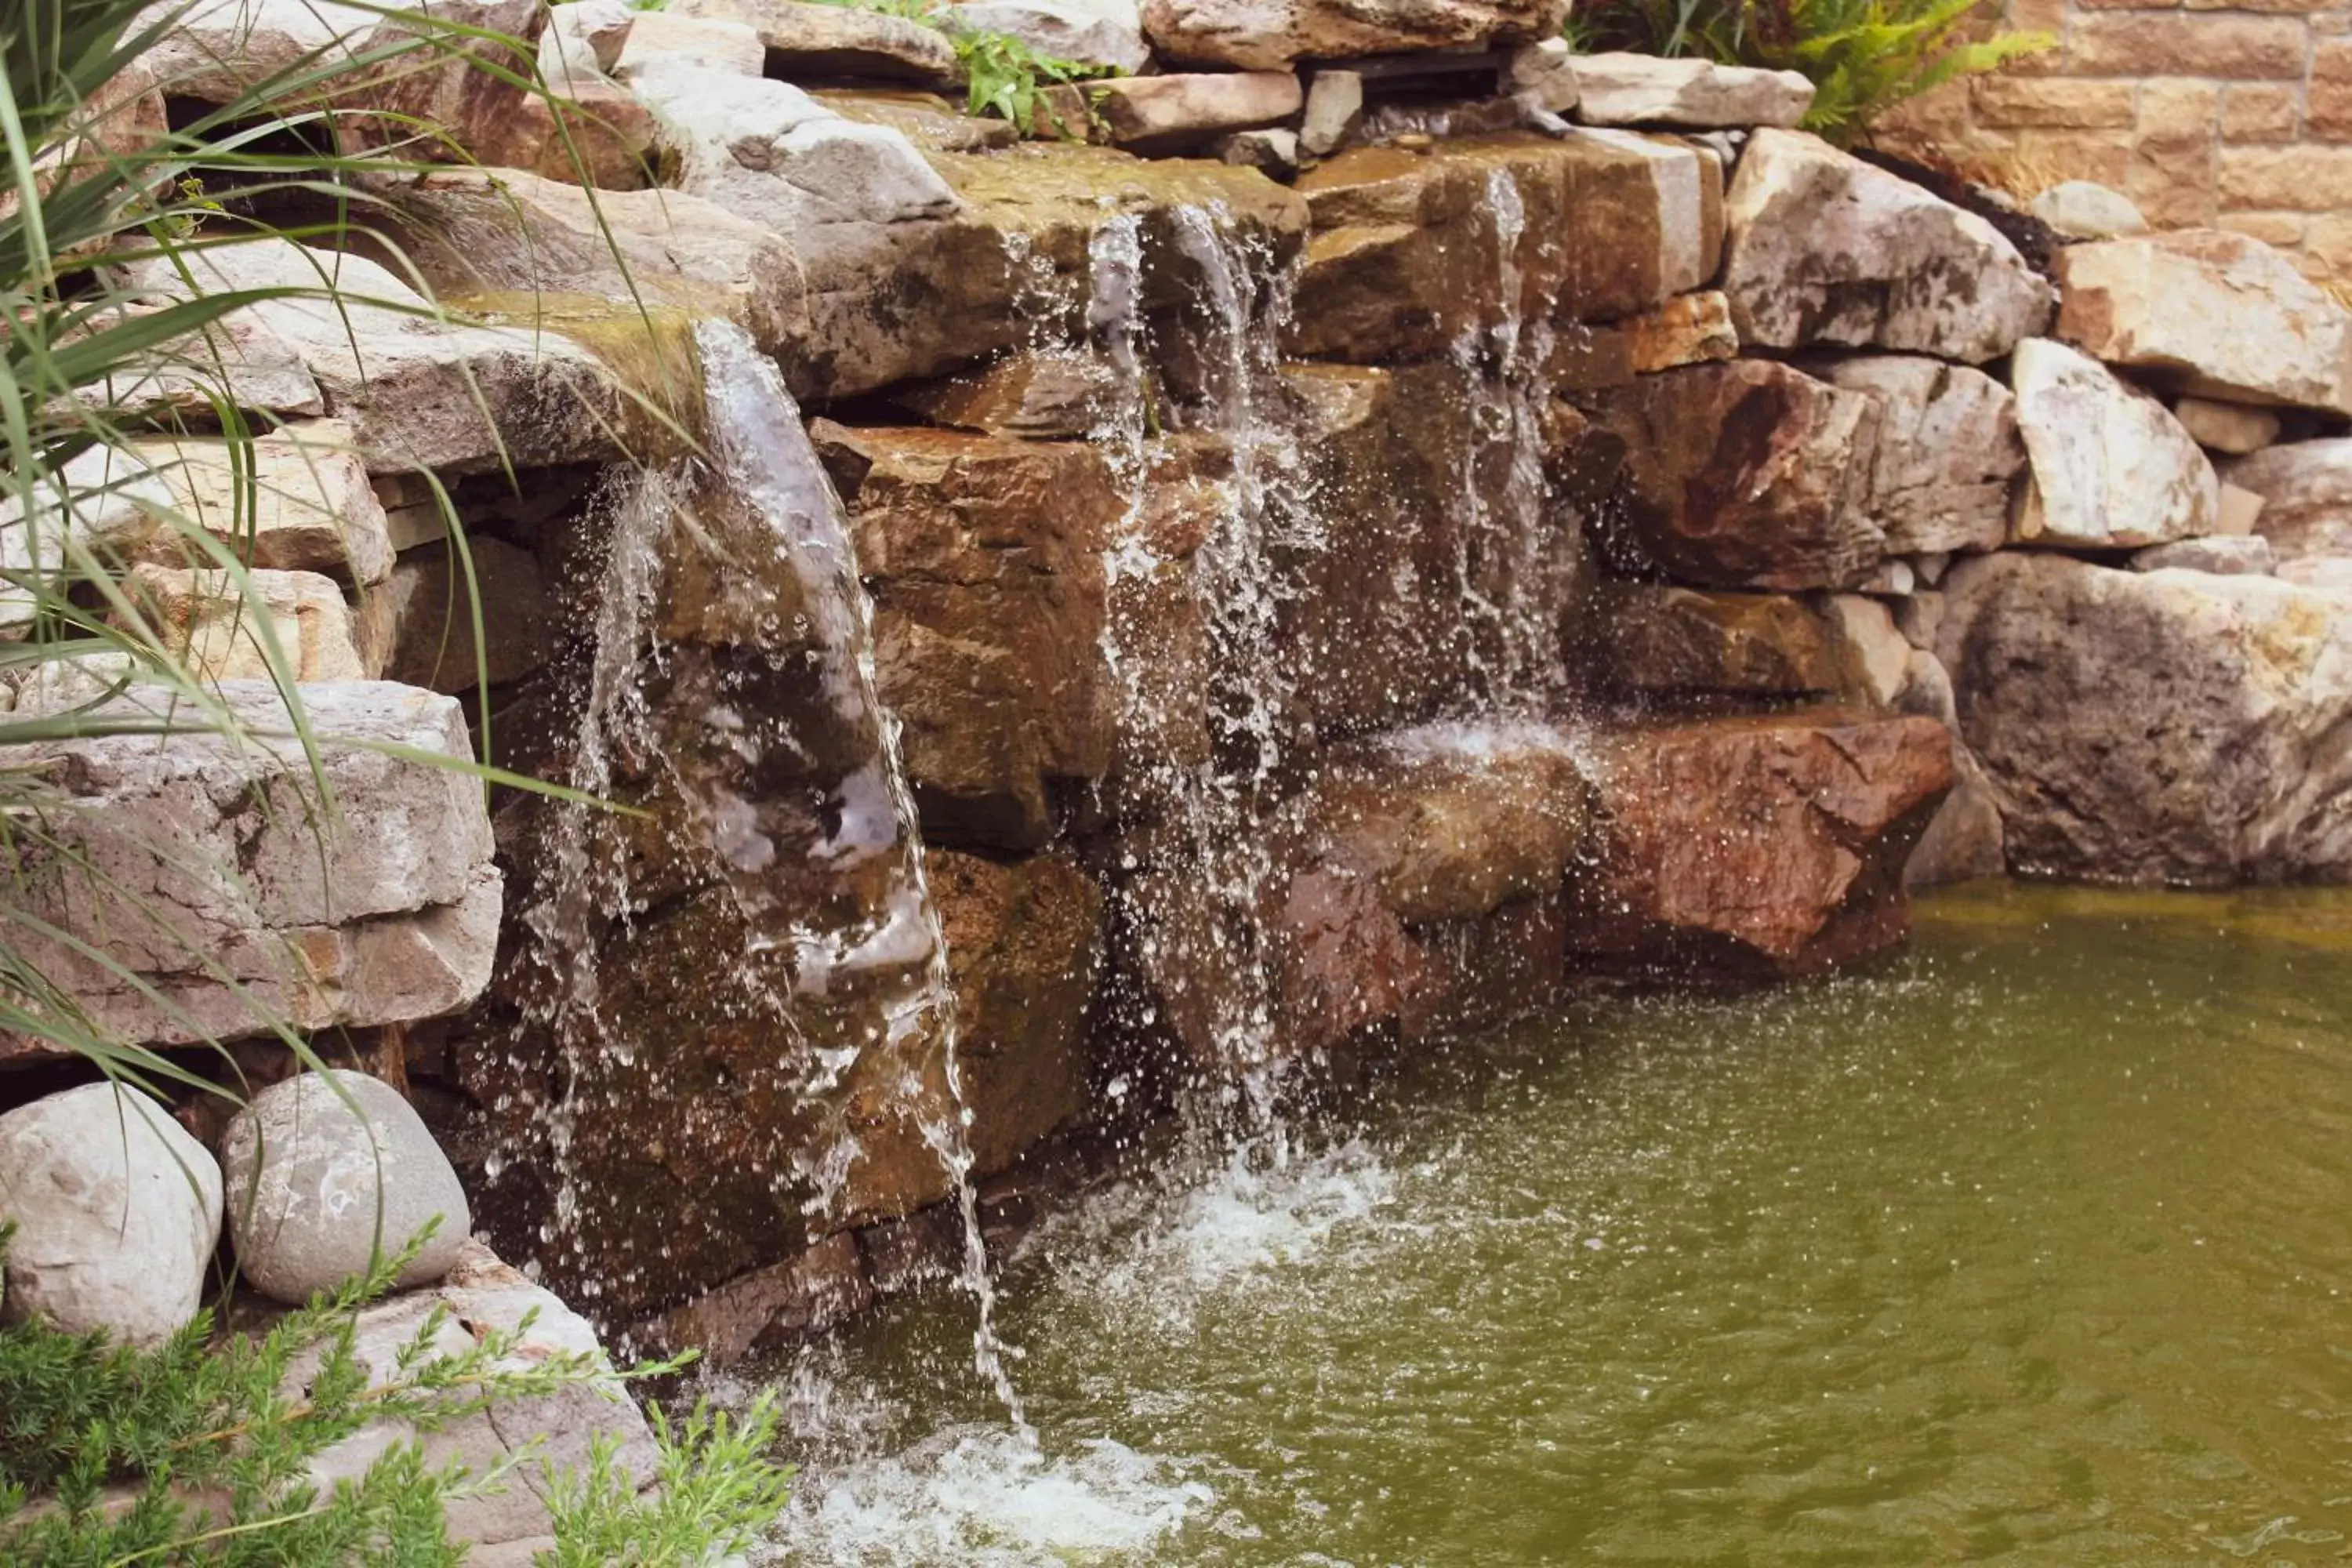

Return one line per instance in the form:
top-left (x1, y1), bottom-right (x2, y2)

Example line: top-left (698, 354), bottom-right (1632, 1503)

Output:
top-left (1878, 0), bottom-right (2352, 283)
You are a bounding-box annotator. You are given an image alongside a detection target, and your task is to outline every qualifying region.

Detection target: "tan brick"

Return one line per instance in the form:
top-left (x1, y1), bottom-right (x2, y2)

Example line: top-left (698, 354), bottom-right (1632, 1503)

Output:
top-left (2071, 13), bottom-right (2308, 76)
top-left (2005, 0), bottom-right (2071, 30)
top-left (2217, 209), bottom-right (2307, 245)
top-left (2015, 129), bottom-right (2136, 185)
top-left (2074, 0), bottom-right (2176, 10)
top-left (2317, 35), bottom-right (2352, 77)
top-left (1879, 75), bottom-right (1980, 142)
top-left (2128, 129), bottom-right (2220, 225)
top-left (2304, 212), bottom-right (2352, 280)
top-left (2220, 82), bottom-right (2301, 140)
top-left (2140, 76), bottom-right (2222, 131)
top-left (2318, 10), bottom-right (2352, 33)
top-left (2186, 0), bottom-right (2334, 13)
top-left (1972, 75), bottom-right (2138, 125)
top-left (2219, 143), bottom-right (2352, 207)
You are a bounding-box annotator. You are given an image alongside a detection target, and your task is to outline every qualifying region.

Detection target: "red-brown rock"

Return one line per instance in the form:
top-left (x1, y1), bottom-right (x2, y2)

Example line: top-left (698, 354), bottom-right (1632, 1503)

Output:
top-left (1570, 713), bottom-right (1954, 979)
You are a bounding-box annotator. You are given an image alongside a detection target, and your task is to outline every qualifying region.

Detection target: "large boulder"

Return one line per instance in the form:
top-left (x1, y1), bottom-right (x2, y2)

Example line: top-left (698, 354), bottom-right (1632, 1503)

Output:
top-left (0, 1084), bottom-right (223, 1347)
top-left (2010, 337), bottom-right (2218, 550)
top-left (815, 423), bottom-right (1121, 850)
top-left (221, 1069), bottom-right (472, 1305)
top-left (1937, 550), bottom-right (2352, 883)
top-left (1570, 713), bottom-right (1954, 979)
top-left (0, 681), bottom-right (501, 1059)
top-left (1141, 0), bottom-right (1566, 68)
top-left (298, 1240), bottom-right (659, 1561)
top-left (1287, 131), bottom-right (1723, 362)
top-left (120, 564), bottom-right (367, 684)
top-left (125, 240), bottom-right (666, 475)
top-left (2221, 438), bottom-right (2352, 564)
top-left (2056, 230), bottom-right (2352, 417)
top-left (1568, 53), bottom-right (1814, 128)
top-left (1591, 358), bottom-right (1886, 590)
top-left (1722, 129), bottom-right (2054, 363)
top-left (949, 0), bottom-right (1152, 72)
top-left (1812, 354), bottom-right (2021, 556)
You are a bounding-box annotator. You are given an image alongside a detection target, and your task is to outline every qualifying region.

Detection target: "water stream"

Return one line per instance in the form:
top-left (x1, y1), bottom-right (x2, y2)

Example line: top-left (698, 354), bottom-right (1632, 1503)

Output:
top-left (764, 884), bottom-right (2352, 1565)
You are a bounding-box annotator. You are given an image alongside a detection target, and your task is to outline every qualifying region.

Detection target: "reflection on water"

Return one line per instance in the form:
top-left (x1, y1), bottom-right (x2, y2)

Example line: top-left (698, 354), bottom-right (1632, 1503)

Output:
top-left (764, 884), bottom-right (2352, 1566)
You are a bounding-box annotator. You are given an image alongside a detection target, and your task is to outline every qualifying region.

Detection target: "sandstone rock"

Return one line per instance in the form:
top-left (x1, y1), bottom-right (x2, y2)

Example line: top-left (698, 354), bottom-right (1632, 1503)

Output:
top-left (298, 1240), bottom-right (658, 1555)
top-left (817, 86), bottom-right (1020, 151)
top-left (1506, 37), bottom-right (1579, 115)
top-left (675, 0), bottom-right (962, 82)
top-left (126, 241), bottom-right (655, 475)
top-left (890, 349), bottom-right (1131, 437)
top-left (222, 1069), bottom-right (471, 1303)
top-left (1569, 52), bottom-right (1814, 129)
top-left (949, 0), bottom-right (1152, 72)
top-left (79, 308), bottom-right (325, 426)
top-left (0, 681), bottom-right (500, 1058)
top-left (2219, 482), bottom-right (2266, 538)
top-left (818, 424), bottom-right (1120, 849)
top-left (1621, 290), bottom-right (1738, 372)
top-left (637, 61), bottom-right (962, 228)
top-left (1571, 713), bottom-right (1952, 978)
top-left (517, 70), bottom-right (662, 189)
top-left (2056, 230), bottom-right (2352, 416)
top-left (1939, 550), bottom-right (2352, 883)
top-left (1141, 0), bottom-right (1567, 68)
top-left (0, 1084), bottom-right (223, 1346)
top-left (612, 9), bottom-right (767, 74)
top-left (2011, 337), bottom-right (2219, 550)
top-left (1904, 745), bottom-right (2008, 888)
top-left (1289, 131), bottom-right (1723, 361)
top-left (329, 0), bottom-right (548, 169)
top-left (122, 564), bottom-right (366, 684)
top-left (1723, 129), bottom-right (2054, 363)
top-left (372, 169), bottom-right (808, 364)
top-left (130, 421), bottom-right (393, 586)
top-left (1593, 358), bottom-right (1886, 590)
top-left (1272, 361), bottom-right (1587, 734)
top-left (2173, 397), bottom-right (2281, 456)
top-left (1585, 584), bottom-right (1841, 696)
top-left (0, 444), bottom-right (172, 631)
top-left (141, 0), bottom-right (376, 106)
top-left (1215, 126), bottom-right (1301, 175)
top-left (647, 1232), bottom-right (873, 1361)
top-left (2222, 437), bottom-right (2352, 562)
top-left (1301, 69), bottom-right (1365, 157)
top-left (354, 539), bottom-right (560, 693)
top-left (1814, 354), bottom-right (2021, 554)
top-left (1067, 72), bottom-right (1305, 154)
top-left (544, 0), bottom-right (635, 75)
top-left (1823, 592), bottom-right (1915, 708)
top-left (1238, 728), bottom-right (1589, 1056)
top-left (2027, 180), bottom-right (2147, 241)
top-left (932, 849), bottom-right (1105, 1175)
top-left (2130, 535), bottom-right (2276, 574)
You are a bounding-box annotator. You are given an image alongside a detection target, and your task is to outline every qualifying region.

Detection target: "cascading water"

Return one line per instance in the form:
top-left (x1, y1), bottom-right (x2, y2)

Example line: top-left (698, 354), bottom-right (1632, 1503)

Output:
top-left (486, 321), bottom-right (1015, 1412)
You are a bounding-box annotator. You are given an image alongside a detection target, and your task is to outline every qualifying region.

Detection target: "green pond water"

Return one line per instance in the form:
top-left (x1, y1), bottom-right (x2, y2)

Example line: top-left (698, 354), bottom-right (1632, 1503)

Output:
top-left (768, 884), bottom-right (2352, 1566)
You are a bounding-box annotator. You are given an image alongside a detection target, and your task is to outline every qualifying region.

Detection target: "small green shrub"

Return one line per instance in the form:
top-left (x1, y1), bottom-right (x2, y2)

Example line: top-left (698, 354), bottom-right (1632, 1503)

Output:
top-left (0, 1230), bottom-right (792, 1566)
top-left (805, 0), bottom-right (1119, 134)
top-left (1569, 0), bottom-right (2053, 141)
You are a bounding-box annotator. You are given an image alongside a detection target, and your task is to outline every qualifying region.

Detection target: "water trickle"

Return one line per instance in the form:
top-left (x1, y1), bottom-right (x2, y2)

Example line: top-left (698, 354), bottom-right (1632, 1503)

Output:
top-left (495, 320), bottom-right (1018, 1417)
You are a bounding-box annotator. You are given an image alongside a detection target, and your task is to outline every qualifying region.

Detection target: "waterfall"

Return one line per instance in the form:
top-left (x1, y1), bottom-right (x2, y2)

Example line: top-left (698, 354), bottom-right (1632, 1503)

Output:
top-left (497, 321), bottom-right (1018, 1418)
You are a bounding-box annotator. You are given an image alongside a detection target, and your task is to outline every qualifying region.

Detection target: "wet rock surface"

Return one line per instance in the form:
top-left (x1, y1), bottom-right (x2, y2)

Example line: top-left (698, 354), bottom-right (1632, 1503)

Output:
top-left (1570, 713), bottom-right (1954, 979)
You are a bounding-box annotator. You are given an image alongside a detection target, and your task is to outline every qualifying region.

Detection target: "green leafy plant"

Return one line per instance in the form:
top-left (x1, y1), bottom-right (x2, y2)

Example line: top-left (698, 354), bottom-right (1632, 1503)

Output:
top-left (804, 0), bottom-right (1119, 133)
top-left (1570, 0), bottom-right (2053, 140)
top-left (0, 1229), bottom-right (790, 1566)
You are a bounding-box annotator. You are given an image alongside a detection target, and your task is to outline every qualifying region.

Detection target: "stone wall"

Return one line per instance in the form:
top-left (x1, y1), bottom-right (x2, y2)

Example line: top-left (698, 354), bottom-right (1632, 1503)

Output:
top-left (1883, 0), bottom-right (2352, 281)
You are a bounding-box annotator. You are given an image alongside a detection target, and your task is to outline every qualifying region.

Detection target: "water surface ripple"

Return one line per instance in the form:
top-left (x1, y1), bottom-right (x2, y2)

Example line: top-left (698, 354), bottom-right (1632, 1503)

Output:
top-left (768, 884), bottom-right (2352, 1566)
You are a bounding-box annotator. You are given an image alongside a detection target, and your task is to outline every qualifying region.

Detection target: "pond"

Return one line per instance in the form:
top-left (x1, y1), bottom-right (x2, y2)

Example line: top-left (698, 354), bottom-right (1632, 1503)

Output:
top-left (765, 884), bottom-right (2352, 1566)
